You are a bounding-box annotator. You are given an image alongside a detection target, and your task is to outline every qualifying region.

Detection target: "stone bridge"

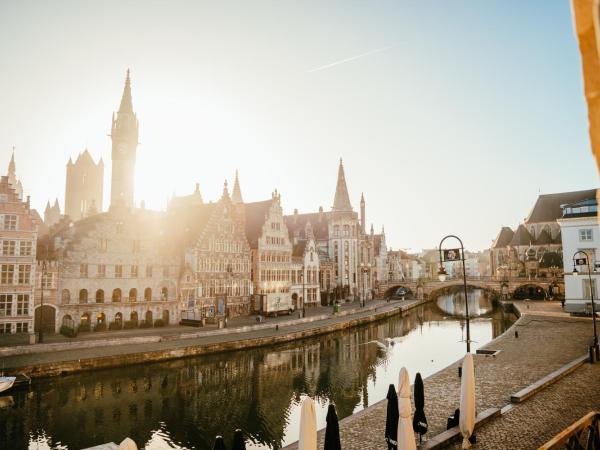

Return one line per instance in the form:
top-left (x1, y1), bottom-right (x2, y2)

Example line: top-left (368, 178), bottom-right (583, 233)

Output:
top-left (378, 276), bottom-right (564, 300)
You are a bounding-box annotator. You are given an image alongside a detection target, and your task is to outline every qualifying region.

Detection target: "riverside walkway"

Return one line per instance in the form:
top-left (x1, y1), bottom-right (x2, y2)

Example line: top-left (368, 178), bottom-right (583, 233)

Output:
top-left (285, 301), bottom-right (598, 450)
top-left (1, 298), bottom-right (420, 377)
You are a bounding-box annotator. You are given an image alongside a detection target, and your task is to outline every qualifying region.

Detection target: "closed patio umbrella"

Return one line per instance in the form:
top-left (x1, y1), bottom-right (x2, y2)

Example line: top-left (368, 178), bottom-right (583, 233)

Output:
top-left (212, 435), bottom-right (226, 450)
top-left (397, 368), bottom-right (417, 450)
top-left (385, 384), bottom-right (399, 450)
top-left (118, 437), bottom-right (137, 450)
top-left (324, 403), bottom-right (341, 450)
top-left (232, 429), bottom-right (246, 450)
top-left (412, 372), bottom-right (428, 443)
top-left (459, 353), bottom-right (475, 449)
top-left (299, 397), bottom-right (317, 450)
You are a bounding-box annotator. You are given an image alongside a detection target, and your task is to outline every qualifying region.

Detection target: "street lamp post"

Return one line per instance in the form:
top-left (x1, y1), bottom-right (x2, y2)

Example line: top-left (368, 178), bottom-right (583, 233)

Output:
top-left (302, 264), bottom-right (306, 318)
top-left (360, 263), bottom-right (371, 307)
top-left (572, 250), bottom-right (599, 361)
top-left (438, 235), bottom-right (471, 353)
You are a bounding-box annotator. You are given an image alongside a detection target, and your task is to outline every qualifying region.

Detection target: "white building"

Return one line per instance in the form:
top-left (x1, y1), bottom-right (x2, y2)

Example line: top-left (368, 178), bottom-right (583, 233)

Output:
top-left (558, 195), bottom-right (599, 313)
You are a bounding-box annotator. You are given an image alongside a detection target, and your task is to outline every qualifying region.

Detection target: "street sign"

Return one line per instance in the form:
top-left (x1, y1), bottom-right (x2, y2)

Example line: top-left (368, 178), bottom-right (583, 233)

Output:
top-left (575, 258), bottom-right (588, 266)
top-left (443, 248), bottom-right (462, 262)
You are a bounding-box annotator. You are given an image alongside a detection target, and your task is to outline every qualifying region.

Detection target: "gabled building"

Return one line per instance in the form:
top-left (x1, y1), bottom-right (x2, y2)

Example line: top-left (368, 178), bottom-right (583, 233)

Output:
top-left (289, 222), bottom-right (321, 309)
top-left (0, 175), bottom-right (37, 336)
top-left (64, 149), bottom-right (104, 221)
top-left (489, 189), bottom-right (595, 278)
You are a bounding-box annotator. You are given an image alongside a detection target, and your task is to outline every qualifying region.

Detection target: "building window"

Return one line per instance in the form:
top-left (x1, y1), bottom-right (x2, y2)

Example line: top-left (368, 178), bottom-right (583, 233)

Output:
top-left (99, 239), bottom-right (108, 252)
top-left (80, 264), bottom-right (88, 278)
top-left (96, 289), bottom-right (104, 304)
top-left (41, 272), bottom-right (54, 288)
top-left (115, 265), bottom-right (123, 278)
top-left (16, 294), bottom-right (29, 315)
top-left (146, 265), bottom-right (153, 278)
top-left (18, 265), bottom-right (31, 284)
top-left (15, 322), bottom-right (28, 333)
top-left (2, 240), bottom-right (16, 256)
top-left (1, 264), bottom-right (14, 284)
top-left (79, 289), bottom-right (88, 303)
top-left (0, 323), bottom-right (11, 334)
top-left (580, 229), bottom-right (593, 242)
top-left (129, 288), bottom-right (137, 302)
top-left (144, 287), bottom-right (152, 301)
top-left (3, 215), bottom-right (17, 231)
top-left (61, 289), bottom-right (70, 304)
top-left (0, 294), bottom-right (12, 316)
top-left (112, 288), bottom-right (122, 302)
top-left (97, 264), bottom-right (106, 277)
top-left (19, 240), bottom-right (32, 256)
top-left (583, 279), bottom-right (597, 300)
top-left (131, 265), bottom-right (138, 278)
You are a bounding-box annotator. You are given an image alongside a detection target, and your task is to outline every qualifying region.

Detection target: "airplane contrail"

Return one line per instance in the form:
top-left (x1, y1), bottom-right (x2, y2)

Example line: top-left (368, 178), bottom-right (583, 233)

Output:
top-left (307, 45), bottom-right (394, 73)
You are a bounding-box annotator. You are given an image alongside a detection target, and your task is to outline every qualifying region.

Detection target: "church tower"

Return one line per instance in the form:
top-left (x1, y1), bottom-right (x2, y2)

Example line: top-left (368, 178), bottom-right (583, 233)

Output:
top-left (360, 193), bottom-right (365, 234)
top-left (64, 150), bottom-right (104, 220)
top-left (231, 170), bottom-right (243, 204)
top-left (110, 70), bottom-right (139, 209)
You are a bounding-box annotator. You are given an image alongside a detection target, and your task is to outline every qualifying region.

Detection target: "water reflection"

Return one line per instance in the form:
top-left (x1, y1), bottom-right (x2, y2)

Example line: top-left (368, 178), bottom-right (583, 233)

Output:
top-left (0, 301), bottom-right (514, 450)
top-left (436, 288), bottom-right (494, 317)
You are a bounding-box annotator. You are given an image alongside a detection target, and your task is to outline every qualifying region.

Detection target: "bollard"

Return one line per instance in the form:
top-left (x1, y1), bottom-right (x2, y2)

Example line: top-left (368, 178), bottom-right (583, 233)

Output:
top-left (275, 324), bottom-right (279, 331)
top-left (458, 366), bottom-right (462, 378)
top-left (515, 330), bottom-right (519, 339)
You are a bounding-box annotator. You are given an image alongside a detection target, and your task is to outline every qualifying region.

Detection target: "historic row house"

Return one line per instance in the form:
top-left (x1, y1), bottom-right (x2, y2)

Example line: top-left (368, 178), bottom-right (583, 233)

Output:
top-left (0, 175), bottom-right (38, 335)
top-left (245, 191), bottom-right (294, 313)
top-left (181, 182), bottom-right (253, 319)
top-left (290, 223), bottom-right (321, 309)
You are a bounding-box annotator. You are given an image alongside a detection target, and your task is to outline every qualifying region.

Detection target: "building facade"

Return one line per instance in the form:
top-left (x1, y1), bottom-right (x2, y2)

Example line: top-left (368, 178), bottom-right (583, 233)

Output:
top-left (558, 197), bottom-right (599, 312)
top-left (65, 150), bottom-right (104, 221)
top-left (0, 175), bottom-right (37, 335)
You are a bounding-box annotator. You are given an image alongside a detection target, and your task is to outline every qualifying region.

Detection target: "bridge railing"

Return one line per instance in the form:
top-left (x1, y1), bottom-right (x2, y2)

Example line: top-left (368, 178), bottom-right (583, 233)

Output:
top-left (539, 411), bottom-right (600, 449)
top-left (382, 275), bottom-right (563, 285)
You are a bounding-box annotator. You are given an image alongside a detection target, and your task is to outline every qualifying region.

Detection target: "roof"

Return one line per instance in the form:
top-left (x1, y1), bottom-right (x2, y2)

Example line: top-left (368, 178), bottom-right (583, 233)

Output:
top-left (292, 240), bottom-right (307, 257)
top-left (526, 189), bottom-right (597, 223)
top-left (493, 227), bottom-right (514, 248)
top-left (332, 159), bottom-right (353, 211)
top-left (284, 211), bottom-right (329, 241)
top-left (509, 224), bottom-right (533, 247)
top-left (243, 200), bottom-right (273, 247)
top-left (534, 229), bottom-right (552, 246)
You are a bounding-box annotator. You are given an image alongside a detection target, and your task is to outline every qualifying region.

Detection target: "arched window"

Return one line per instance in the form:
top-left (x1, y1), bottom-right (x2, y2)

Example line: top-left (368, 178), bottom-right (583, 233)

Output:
top-left (79, 289), bottom-right (88, 303)
top-left (95, 289), bottom-right (104, 303)
top-left (145, 310), bottom-right (153, 323)
top-left (130, 311), bottom-right (138, 322)
top-left (112, 288), bottom-right (122, 303)
top-left (61, 289), bottom-right (70, 304)
top-left (161, 287), bottom-right (168, 301)
top-left (144, 288), bottom-right (152, 301)
top-left (129, 288), bottom-right (137, 302)
top-left (114, 312), bottom-right (123, 326)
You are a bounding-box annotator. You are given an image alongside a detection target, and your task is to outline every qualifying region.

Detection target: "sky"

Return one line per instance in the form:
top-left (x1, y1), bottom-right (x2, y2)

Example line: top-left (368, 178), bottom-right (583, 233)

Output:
top-left (0, 0), bottom-right (597, 252)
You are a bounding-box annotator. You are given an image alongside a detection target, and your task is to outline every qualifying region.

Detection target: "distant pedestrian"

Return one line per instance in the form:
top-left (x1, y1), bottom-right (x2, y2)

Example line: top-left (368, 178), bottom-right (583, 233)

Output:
top-left (561, 298), bottom-right (565, 309)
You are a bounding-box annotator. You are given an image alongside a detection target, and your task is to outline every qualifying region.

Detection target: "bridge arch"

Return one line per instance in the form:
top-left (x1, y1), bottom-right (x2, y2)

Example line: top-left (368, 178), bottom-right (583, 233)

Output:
top-left (513, 283), bottom-right (547, 300)
top-left (384, 285), bottom-right (414, 299)
top-left (427, 283), bottom-right (500, 300)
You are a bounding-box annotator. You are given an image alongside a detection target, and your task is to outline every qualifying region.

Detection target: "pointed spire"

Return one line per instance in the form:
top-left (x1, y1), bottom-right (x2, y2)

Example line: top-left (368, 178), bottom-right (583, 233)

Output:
top-left (231, 170), bottom-right (243, 204)
top-left (222, 179), bottom-right (230, 199)
top-left (332, 158), bottom-right (352, 211)
top-left (360, 192), bottom-right (365, 204)
top-left (8, 147), bottom-right (15, 175)
top-left (118, 69), bottom-right (134, 113)
top-left (54, 198), bottom-right (60, 209)
top-left (370, 223), bottom-right (374, 235)
top-left (45, 200), bottom-right (51, 211)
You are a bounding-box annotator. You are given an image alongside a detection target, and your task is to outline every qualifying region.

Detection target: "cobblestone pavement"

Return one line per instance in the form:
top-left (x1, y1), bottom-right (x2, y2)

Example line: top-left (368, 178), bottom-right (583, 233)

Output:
top-left (446, 362), bottom-right (600, 449)
top-left (1, 298), bottom-right (412, 371)
top-left (292, 303), bottom-right (596, 450)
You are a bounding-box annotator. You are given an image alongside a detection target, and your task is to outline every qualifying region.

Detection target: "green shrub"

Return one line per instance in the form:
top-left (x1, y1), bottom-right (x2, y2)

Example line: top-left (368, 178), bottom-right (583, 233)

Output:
top-left (94, 322), bottom-right (107, 332)
top-left (123, 320), bottom-right (138, 330)
top-left (139, 320), bottom-right (152, 329)
top-left (153, 319), bottom-right (165, 327)
top-left (108, 321), bottom-right (123, 331)
top-left (78, 322), bottom-right (91, 332)
top-left (60, 325), bottom-right (77, 338)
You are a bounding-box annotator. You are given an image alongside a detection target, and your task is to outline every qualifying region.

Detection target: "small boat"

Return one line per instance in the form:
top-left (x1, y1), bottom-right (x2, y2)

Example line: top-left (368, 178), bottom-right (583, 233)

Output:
top-left (0, 377), bottom-right (16, 393)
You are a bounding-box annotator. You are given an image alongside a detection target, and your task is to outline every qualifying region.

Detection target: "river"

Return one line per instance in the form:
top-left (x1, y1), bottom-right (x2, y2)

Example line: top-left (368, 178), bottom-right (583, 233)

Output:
top-left (0, 290), bottom-right (514, 450)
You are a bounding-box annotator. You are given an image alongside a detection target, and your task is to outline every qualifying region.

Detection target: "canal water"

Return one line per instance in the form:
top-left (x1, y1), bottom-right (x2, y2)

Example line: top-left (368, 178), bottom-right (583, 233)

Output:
top-left (1, 290), bottom-right (514, 450)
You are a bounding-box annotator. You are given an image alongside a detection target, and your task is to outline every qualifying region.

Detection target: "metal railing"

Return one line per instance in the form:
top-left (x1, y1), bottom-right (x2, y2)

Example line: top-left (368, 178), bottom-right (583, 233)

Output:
top-left (539, 411), bottom-right (600, 449)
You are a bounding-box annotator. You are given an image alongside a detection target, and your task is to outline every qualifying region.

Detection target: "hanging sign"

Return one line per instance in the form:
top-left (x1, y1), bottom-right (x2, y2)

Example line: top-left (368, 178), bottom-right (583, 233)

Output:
top-left (575, 258), bottom-right (588, 266)
top-left (443, 248), bottom-right (462, 262)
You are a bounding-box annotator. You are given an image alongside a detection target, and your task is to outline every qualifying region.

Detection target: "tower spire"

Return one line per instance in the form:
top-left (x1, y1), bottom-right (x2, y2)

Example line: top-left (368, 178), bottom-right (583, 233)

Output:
top-left (231, 170), bottom-right (243, 204)
top-left (332, 158), bottom-right (352, 211)
top-left (360, 192), bottom-right (366, 233)
top-left (8, 147), bottom-right (15, 175)
top-left (118, 69), bottom-right (133, 113)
